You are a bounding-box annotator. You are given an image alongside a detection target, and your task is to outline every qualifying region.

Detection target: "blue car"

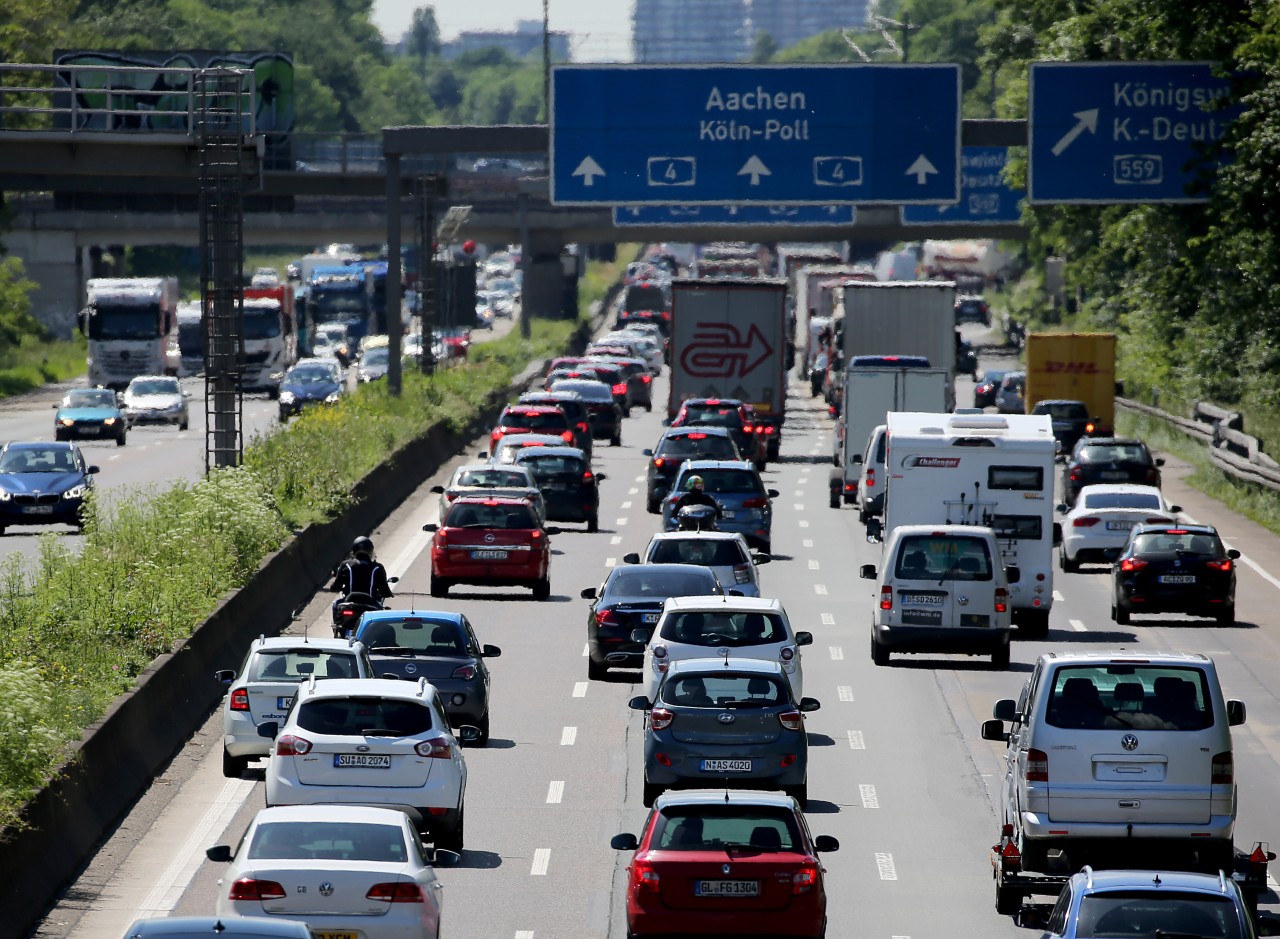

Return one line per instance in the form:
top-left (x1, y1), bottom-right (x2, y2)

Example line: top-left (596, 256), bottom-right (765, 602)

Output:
top-left (277, 357), bottom-right (343, 421)
top-left (661, 459), bottom-right (777, 553)
top-left (0, 441), bottom-right (100, 535)
top-left (53, 387), bottom-right (127, 446)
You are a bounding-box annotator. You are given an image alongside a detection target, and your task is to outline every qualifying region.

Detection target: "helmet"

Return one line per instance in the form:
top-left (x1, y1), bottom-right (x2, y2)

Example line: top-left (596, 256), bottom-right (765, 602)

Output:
top-left (352, 536), bottom-right (374, 559)
top-left (686, 475), bottom-right (704, 491)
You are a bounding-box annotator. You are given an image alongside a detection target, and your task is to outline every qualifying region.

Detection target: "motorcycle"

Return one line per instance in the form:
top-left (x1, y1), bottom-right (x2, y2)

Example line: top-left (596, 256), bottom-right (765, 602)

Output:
top-left (675, 503), bottom-right (720, 533)
top-left (332, 590), bottom-right (385, 639)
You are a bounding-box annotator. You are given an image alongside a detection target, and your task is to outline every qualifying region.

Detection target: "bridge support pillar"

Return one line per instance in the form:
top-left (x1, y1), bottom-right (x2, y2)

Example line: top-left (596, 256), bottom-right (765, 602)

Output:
top-left (522, 228), bottom-right (576, 326)
top-left (1, 229), bottom-right (81, 338)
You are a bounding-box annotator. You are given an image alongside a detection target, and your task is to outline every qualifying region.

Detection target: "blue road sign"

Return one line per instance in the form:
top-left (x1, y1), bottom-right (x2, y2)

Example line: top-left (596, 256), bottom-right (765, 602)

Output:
top-left (550, 64), bottom-right (960, 206)
top-left (612, 204), bottom-right (856, 227)
top-left (1029, 62), bottom-right (1240, 204)
top-left (901, 147), bottom-right (1023, 225)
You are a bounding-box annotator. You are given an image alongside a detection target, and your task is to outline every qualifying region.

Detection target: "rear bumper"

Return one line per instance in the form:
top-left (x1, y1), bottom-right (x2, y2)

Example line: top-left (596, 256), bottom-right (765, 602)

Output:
top-left (873, 624), bottom-right (1010, 655)
top-left (643, 740), bottom-right (807, 787)
top-left (628, 902), bottom-right (825, 938)
top-left (1020, 813), bottom-right (1236, 842)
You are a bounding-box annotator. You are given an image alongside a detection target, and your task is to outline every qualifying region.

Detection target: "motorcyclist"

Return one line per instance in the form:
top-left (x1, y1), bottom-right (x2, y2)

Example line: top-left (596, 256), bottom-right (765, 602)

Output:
top-left (673, 475), bottom-right (722, 520)
top-left (330, 536), bottom-right (393, 620)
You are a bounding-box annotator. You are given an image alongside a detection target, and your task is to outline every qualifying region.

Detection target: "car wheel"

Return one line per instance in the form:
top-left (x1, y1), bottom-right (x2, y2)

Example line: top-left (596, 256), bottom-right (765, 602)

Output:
top-left (783, 783), bottom-right (808, 809)
top-left (436, 806), bottom-right (464, 853)
top-left (992, 645), bottom-right (1011, 669)
top-left (1113, 602), bottom-right (1130, 625)
top-left (474, 712), bottom-right (490, 747)
top-left (829, 488), bottom-right (840, 509)
top-left (533, 577), bottom-right (551, 601)
top-left (430, 576), bottom-right (449, 598)
top-left (116, 432), bottom-right (127, 447)
top-left (222, 749), bottom-right (249, 778)
top-left (54, 431), bottom-right (66, 442)
top-left (1216, 604), bottom-right (1235, 625)
top-left (1060, 547), bottom-right (1080, 574)
top-left (610, 432), bottom-right (622, 447)
top-left (645, 404), bottom-right (652, 413)
top-left (646, 497), bottom-right (659, 514)
top-left (179, 419), bottom-right (189, 431)
top-left (755, 459), bottom-right (767, 472)
top-left (587, 513), bottom-right (599, 533)
top-left (278, 412), bottom-right (289, 423)
top-left (642, 780), bottom-right (663, 808)
top-left (871, 637), bottom-right (889, 666)
top-left (588, 657), bottom-right (607, 681)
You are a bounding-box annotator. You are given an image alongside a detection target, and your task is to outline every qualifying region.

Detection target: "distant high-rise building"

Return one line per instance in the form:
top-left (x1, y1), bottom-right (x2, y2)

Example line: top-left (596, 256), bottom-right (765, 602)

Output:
top-left (443, 19), bottom-right (572, 61)
top-left (632, 0), bottom-right (750, 63)
top-left (748, 1), bottom-right (871, 50)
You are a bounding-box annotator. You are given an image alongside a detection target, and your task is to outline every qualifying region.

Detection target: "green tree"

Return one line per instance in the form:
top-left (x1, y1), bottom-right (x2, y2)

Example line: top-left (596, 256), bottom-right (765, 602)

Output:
top-left (407, 5), bottom-right (441, 76)
top-left (750, 30), bottom-right (777, 63)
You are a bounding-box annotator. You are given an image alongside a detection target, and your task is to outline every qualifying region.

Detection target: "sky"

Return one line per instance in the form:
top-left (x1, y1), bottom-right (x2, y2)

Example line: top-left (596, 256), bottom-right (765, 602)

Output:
top-left (372, 0), bottom-right (633, 62)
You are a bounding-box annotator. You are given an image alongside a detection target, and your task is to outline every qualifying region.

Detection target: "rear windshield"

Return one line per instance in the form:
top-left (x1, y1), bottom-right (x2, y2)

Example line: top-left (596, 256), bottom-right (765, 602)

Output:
top-left (359, 617), bottom-right (467, 655)
top-left (456, 468), bottom-right (529, 488)
top-left (649, 538), bottom-right (748, 566)
top-left (607, 568), bottom-right (716, 597)
top-left (1072, 892), bottom-right (1243, 939)
top-left (295, 697), bottom-right (434, 736)
top-left (444, 502), bottom-right (537, 529)
top-left (520, 454), bottom-right (585, 476)
top-left (676, 469), bottom-right (763, 495)
top-left (660, 674), bottom-right (785, 708)
top-left (1130, 531), bottom-right (1224, 557)
top-left (252, 650), bottom-right (360, 681)
top-left (1078, 444), bottom-right (1150, 464)
top-left (658, 434), bottom-right (739, 460)
top-left (849, 355), bottom-right (930, 368)
top-left (1036, 402), bottom-right (1089, 419)
top-left (894, 535), bottom-right (993, 581)
top-left (551, 380), bottom-right (612, 402)
top-left (623, 285), bottom-right (668, 311)
top-left (660, 610), bottom-right (786, 646)
top-left (679, 406), bottom-right (742, 428)
top-left (248, 821), bottom-right (408, 863)
top-left (1082, 491), bottom-right (1162, 510)
top-left (1045, 665), bottom-right (1213, 731)
top-left (503, 410), bottom-right (568, 431)
top-left (652, 806), bottom-right (801, 852)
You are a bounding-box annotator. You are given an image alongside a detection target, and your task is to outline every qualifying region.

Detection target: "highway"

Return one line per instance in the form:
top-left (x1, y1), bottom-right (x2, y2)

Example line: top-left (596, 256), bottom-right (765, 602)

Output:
top-left (27, 333), bottom-right (1280, 939)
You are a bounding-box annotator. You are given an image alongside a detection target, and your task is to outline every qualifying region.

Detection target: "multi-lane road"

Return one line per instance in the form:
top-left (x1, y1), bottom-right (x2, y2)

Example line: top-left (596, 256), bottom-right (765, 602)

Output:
top-left (27, 335), bottom-right (1280, 939)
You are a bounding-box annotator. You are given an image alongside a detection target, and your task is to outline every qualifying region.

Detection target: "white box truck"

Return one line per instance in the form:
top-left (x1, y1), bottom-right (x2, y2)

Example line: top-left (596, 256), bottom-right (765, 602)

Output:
top-left (877, 412), bottom-right (1057, 637)
top-left (838, 280), bottom-right (956, 376)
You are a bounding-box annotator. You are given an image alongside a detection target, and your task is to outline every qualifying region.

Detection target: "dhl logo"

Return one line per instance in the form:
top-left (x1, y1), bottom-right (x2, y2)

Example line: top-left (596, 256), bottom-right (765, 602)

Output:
top-left (1041, 361), bottom-right (1101, 374)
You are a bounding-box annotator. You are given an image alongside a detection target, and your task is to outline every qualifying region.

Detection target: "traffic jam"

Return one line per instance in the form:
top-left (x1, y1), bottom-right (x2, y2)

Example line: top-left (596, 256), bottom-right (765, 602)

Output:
top-left (102, 242), bottom-right (1280, 939)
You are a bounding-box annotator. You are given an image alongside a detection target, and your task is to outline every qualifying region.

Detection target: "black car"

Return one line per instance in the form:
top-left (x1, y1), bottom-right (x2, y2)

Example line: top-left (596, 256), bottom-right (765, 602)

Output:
top-left (582, 361), bottom-right (632, 415)
top-left (669, 398), bottom-right (758, 467)
top-left (955, 337), bottom-right (978, 379)
top-left (353, 609), bottom-right (501, 744)
top-left (1063, 437), bottom-right (1163, 504)
top-left (548, 378), bottom-right (623, 447)
top-left (954, 294), bottom-right (991, 326)
top-left (974, 370), bottom-right (1007, 409)
top-left (1032, 399), bottom-right (1092, 452)
top-left (643, 427), bottom-right (740, 513)
top-left (519, 390), bottom-right (594, 456)
top-left (514, 446), bottom-right (604, 531)
top-left (581, 563), bottom-right (722, 680)
top-left (1111, 523), bottom-right (1239, 625)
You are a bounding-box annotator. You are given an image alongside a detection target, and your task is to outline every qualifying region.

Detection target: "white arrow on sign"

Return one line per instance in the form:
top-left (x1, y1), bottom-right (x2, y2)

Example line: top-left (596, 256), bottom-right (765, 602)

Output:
top-left (905, 155), bottom-right (938, 184)
top-left (572, 156), bottom-right (606, 186)
top-left (1050, 109), bottom-right (1099, 157)
top-left (738, 155), bottom-right (771, 186)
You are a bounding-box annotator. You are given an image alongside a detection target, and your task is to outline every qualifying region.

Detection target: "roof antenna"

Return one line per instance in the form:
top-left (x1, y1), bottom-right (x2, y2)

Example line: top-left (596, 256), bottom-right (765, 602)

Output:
top-left (291, 605), bottom-right (309, 642)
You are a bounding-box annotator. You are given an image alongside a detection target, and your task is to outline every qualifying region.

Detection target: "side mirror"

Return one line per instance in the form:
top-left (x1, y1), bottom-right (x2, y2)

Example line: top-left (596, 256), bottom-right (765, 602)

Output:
top-left (431, 485), bottom-right (445, 494)
top-left (623, 552), bottom-right (641, 564)
top-left (457, 725), bottom-right (482, 742)
top-left (627, 695), bottom-right (650, 711)
top-left (51, 403), bottom-right (58, 410)
top-left (865, 518), bottom-right (883, 543)
top-left (798, 697), bottom-right (821, 712)
top-left (661, 418), bottom-right (671, 426)
top-left (813, 835), bottom-right (839, 853)
top-left (482, 644), bottom-right (502, 658)
top-left (1005, 565), bottom-right (1021, 584)
top-left (257, 721), bottom-right (280, 739)
top-left (214, 669), bottom-right (236, 683)
top-left (642, 449), bottom-right (653, 456)
top-left (1227, 699), bottom-right (1246, 726)
top-left (1052, 523), bottom-right (1063, 547)
top-left (752, 553), bottom-right (771, 565)
top-left (580, 587), bottom-right (598, 599)
top-left (1227, 548), bottom-right (1241, 560)
top-left (850, 454), bottom-right (863, 465)
top-left (766, 489), bottom-right (779, 498)
top-left (992, 698), bottom-right (1018, 722)
top-left (611, 833), bottom-right (639, 851)
top-left (87, 465), bottom-right (100, 475)
top-left (980, 719), bottom-right (1010, 742)
top-left (597, 473), bottom-right (607, 481)
top-left (859, 564), bottom-right (876, 580)
top-left (1169, 504), bottom-right (1182, 513)
top-left (630, 628), bottom-right (649, 643)
top-left (388, 576), bottom-right (399, 584)
top-left (205, 845), bottom-right (233, 863)
top-left (1156, 457), bottom-right (1166, 467)
top-left (545, 526), bottom-right (562, 535)
top-left (1056, 503), bottom-right (1069, 514)
top-left (428, 848), bottom-right (461, 868)
top-left (794, 631), bottom-right (813, 646)
top-left (422, 523), bottom-right (438, 532)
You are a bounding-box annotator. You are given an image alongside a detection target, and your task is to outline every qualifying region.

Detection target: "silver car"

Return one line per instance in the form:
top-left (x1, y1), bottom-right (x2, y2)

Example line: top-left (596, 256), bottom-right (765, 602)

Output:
top-left (432, 463), bottom-right (545, 524)
top-left (122, 375), bottom-right (190, 429)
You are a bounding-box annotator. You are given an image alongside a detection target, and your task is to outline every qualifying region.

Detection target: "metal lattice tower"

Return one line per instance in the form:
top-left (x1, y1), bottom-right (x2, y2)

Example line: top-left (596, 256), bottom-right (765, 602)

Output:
top-left (197, 69), bottom-right (248, 471)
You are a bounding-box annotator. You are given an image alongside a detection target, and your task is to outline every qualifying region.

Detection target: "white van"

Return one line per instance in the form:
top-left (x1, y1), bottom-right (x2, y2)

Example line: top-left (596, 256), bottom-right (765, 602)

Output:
top-left (859, 524), bottom-right (1015, 668)
top-left (981, 651), bottom-right (1244, 882)
top-left (853, 424), bottom-right (887, 523)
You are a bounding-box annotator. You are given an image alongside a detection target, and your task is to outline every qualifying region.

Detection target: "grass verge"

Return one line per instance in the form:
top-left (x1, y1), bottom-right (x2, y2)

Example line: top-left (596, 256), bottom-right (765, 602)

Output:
top-left (0, 335), bottom-right (87, 397)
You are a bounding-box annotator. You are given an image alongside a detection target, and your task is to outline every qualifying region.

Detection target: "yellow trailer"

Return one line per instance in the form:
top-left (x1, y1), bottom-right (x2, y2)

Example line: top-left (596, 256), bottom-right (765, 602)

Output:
top-left (1024, 332), bottom-right (1117, 431)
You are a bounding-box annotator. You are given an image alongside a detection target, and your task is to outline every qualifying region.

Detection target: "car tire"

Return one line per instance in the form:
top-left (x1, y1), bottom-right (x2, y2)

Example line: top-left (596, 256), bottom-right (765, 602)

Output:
top-left (587, 513), bottom-right (599, 533)
top-left (829, 489), bottom-right (840, 509)
top-left (992, 646), bottom-right (1011, 669)
top-left (430, 576), bottom-right (449, 598)
top-left (645, 404), bottom-right (652, 413)
top-left (1216, 604), bottom-right (1235, 625)
top-left (784, 783), bottom-right (808, 809)
top-left (475, 712), bottom-right (490, 747)
top-left (1113, 602), bottom-right (1130, 625)
top-left (437, 806), bottom-right (464, 853)
top-left (588, 657), bottom-right (607, 681)
top-left (222, 749), bottom-right (249, 779)
top-left (179, 419), bottom-right (189, 431)
top-left (646, 497), bottom-right (659, 514)
top-left (54, 431), bottom-right (66, 442)
top-left (642, 780), bottom-right (663, 808)
top-left (610, 432), bottom-right (622, 447)
top-left (116, 432), bottom-right (127, 447)
top-left (533, 578), bottom-right (551, 601)
top-left (1060, 547), bottom-right (1080, 574)
top-left (871, 637), bottom-right (889, 666)
top-left (755, 459), bottom-right (766, 472)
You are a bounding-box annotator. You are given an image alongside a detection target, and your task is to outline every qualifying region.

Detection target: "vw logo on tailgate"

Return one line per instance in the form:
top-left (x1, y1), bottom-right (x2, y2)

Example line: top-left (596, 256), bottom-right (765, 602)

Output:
top-left (1121, 733), bottom-right (1140, 751)
top-left (319, 882), bottom-right (335, 897)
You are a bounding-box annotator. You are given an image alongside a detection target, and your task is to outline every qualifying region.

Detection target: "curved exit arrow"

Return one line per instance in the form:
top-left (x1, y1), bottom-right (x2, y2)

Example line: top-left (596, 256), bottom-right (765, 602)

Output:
top-left (1051, 109), bottom-right (1100, 157)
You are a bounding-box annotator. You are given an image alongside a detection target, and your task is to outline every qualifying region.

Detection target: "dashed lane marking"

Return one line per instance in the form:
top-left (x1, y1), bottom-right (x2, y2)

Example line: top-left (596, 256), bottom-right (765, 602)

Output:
top-left (860, 784), bottom-right (879, 809)
top-left (546, 781), bottom-right (564, 804)
top-left (621, 501), bottom-right (632, 510)
top-left (799, 520), bottom-right (809, 529)
top-left (610, 535), bottom-right (622, 545)
top-left (876, 853), bottom-right (898, 880)
top-left (531, 848), bottom-right (551, 876)
top-left (516, 932), bottom-right (535, 939)
top-left (794, 490), bottom-right (804, 497)
top-left (572, 682), bottom-right (588, 698)
top-left (808, 560), bottom-right (820, 570)
top-left (821, 613), bottom-right (835, 626)
top-left (829, 646), bottom-right (844, 661)
top-left (814, 584), bottom-right (828, 595)
top-left (628, 487), bottom-right (638, 495)
top-left (803, 539), bottom-right (814, 548)
top-left (1069, 618), bottom-right (1088, 633)
top-left (838, 685), bottom-right (854, 702)
top-left (848, 730), bottom-right (865, 749)
top-left (634, 474), bottom-right (644, 482)
top-left (606, 557), bottom-right (616, 567)
top-left (560, 726), bottom-right (577, 746)
top-left (794, 504), bottom-right (805, 511)
top-left (1053, 590), bottom-right (1065, 602)
top-left (616, 517), bottom-right (629, 526)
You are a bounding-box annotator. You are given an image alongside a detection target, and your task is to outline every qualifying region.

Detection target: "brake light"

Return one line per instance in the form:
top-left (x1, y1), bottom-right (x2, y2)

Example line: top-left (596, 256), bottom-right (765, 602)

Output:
top-left (733, 564), bottom-right (752, 584)
top-left (445, 491), bottom-right (458, 502)
top-left (995, 586), bottom-right (1009, 613)
top-left (742, 497), bottom-right (768, 508)
top-left (880, 586), bottom-right (893, 610)
top-left (1069, 468), bottom-right (1081, 481)
top-left (1072, 517), bottom-right (1101, 527)
top-left (779, 710), bottom-right (804, 731)
top-left (415, 736), bottom-right (452, 758)
top-left (595, 609), bottom-right (621, 627)
top-left (633, 857), bottom-right (661, 894)
top-left (451, 664), bottom-right (476, 680)
top-left (561, 431), bottom-right (574, 443)
top-left (1146, 468), bottom-right (1159, 482)
top-left (686, 432), bottom-right (707, 439)
top-left (792, 860), bottom-right (820, 894)
top-left (367, 882), bottom-right (425, 902)
top-left (577, 422), bottom-right (589, 433)
top-left (641, 374), bottom-right (652, 384)
top-left (490, 431), bottom-right (502, 446)
top-left (866, 467), bottom-right (876, 490)
top-left (1164, 529), bottom-right (1190, 535)
top-left (1026, 748), bottom-right (1048, 782)
top-left (230, 688), bottom-right (249, 711)
top-left (742, 424), bottom-right (754, 433)
top-left (649, 708), bottom-right (674, 730)
top-left (229, 878), bottom-right (286, 901)
top-left (652, 457), bottom-right (665, 468)
top-left (276, 734), bottom-right (312, 756)
top-left (1212, 751), bottom-right (1233, 784)
top-left (1120, 558), bottom-right (1148, 572)
top-left (1205, 558), bottom-right (1233, 572)
top-left (531, 529), bottom-right (543, 539)
top-left (612, 383), bottom-right (627, 395)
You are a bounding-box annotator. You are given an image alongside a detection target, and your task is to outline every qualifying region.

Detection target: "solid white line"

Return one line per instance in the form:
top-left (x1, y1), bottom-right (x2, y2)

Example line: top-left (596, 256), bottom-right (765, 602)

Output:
top-left (814, 584), bottom-right (827, 595)
top-left (606, 557), bottom-right (616, 567)
top-left (876, 852), bottom-right (898, 880)
top-left (859, 784), bottom-right (879, 809)
top-left (616, 517), bottom-right (628, 526)
top-left (1053, 590), bottom-right (1065, 602)
top-left (808, 559), bottom-right (820, 570)
top-left (798, 520), bottom-right (809, 528)
top-left (560, 726), bottom-right (577, 746)
top-left (820, 613), bottom-right (835, 625)
top-left (838, 685), bottom-right (854, 702)
top-left (572, 682), bottom-right (588, 698)
top-left (531, 848), bottom-right (551, 876)
top-left (546, 781), bottom-right (564, 804)
top-left (621, 501), bottom-right (632, 510)
top-left (848, 730), bottom-right (865, 749)
top-left (610, 535), bottom-right (622, 545)
top-left (829, 646), bottom-right (844, 661)
top-left (1069, 618), bottom-right (1088, 633)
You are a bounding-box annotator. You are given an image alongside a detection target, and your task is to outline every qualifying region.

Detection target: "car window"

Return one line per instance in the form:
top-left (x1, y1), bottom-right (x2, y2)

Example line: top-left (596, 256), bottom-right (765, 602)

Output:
top-left (248, 821), bottom-right (408, 863)
top-left (0, 447), bottom-right (79, 473)
top-left (1082, 492), bottom-right (1162, 510)
top-left (1036, 402), bottom-right (1089, 419)
top-left (360, 617), bottom-right (467, 655)
top-left (649, 539), bottom-right (748, 567)
top-left (520, 455), bottom-right (585, 476)
top-left (660, 611), bottom-right (785, 645)
top-left (252, 650), bottom-right (360, 682)
top-left (658, 434), bottom-right (738, 459)
top-left (503, 410), bottom-right (569, 431)
top-left (894, 535), bottom-right (993, 581)
top-left (66, 390), bottom-right (116, 407)
top-left (1044, 665), bottom-right (1213, 731)
top-left (287, 367), bottom-right (334, 384)
top-left (1079, 444), bottom-right (1150, 464)
top-left (652, 806), bottom-right (801, 852)
top-left (551, 381), bottom-right (611, 402)
top-left (1073, 891), bottom-right (1244, 939)
top-left (606, 569), bottom-right (716, 597)
top-left (295, 696), bottom-right (434, 736)
top-left (444, 502), bottom-right (537, 529)
top-left (676, 469), bottom-right (762, 495)
top-left (1131, 531), bottom-right (1223, 557)
top-left (130, 379), bottom-right (180, 395)
top-left (456, 468), bottom-right (529, 488)
top-left (661, 674), bottom-right (785, 708)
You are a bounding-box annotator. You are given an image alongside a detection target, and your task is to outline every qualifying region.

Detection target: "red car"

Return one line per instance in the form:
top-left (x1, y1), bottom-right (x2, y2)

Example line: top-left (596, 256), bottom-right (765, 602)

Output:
top-left (611, 790), bottom-right (838, 938)
top-left (489, 405), bottom-right (575, 451)
top-left (423, 496), bottom-right (553, 599)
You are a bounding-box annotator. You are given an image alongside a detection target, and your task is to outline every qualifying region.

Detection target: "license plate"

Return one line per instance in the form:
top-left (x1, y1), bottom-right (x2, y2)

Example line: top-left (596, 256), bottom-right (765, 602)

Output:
top-left (695, 879), bottom-right (760, 897)
top-left (1106, 520), bottom-right (1136, 530)
top-left (75, 426), bottom-right (97, 435)
top-left (1101, 471), bottom-right (1129, 480)
top-left (314, 933), bottom-right (359, 939)
top-left (23, 505), bottom-right (53, 515)
top-left (1159, 574), bottom-right (1196, 584)
top-left (642, 613), bottom-right (660, 624)
top-left (333, 753), bottom-right (391, 768)
top-left (277, 695), bottom-right (294, 710)
top-left (720, 509), bottom-right (736, 519)
top-left (902, 593), bottom-right (943, 605)
top-left (470, 549), bottom-right (508, 560)
top-left (701, 759), bottom-right (751, 772)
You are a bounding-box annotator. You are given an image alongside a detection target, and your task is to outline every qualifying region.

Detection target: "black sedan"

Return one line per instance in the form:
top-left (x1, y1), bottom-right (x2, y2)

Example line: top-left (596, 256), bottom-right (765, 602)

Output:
top-left (548, 378), bottom-right (623, 447)
top-left (518, 390), bottom-right (594, 456)
top-left (1032, 398), bottom-right (1092, 452)
top-left (1111, 523), bottom-right (1239, 625)
top-left (1063, 437), bottom-right (1163, 504)
top-left (581, 563), bottom-right (722, 680)
top-left (974, 370), bottom-right (1007, 409)
top-left (513, 446), bottom-right (604, 532)
top-left (643, 427), bottom-right (740, 513)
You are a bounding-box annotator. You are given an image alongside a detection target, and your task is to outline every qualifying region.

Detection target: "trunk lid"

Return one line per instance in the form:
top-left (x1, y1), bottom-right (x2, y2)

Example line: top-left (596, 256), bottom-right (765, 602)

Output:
top-left (654, 849), bottom-right (804, 911)
top-left (251, 861), bottom-right (412, 915)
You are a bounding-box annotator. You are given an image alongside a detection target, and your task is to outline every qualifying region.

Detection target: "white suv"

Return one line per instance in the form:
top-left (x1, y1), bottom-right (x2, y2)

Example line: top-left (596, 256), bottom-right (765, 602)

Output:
top-left (981, 651), bottom-right (1245, 883)
top-left (261, 677), bottom-right (473, 851)
top-left (641, 596), bottom-right (812, 701)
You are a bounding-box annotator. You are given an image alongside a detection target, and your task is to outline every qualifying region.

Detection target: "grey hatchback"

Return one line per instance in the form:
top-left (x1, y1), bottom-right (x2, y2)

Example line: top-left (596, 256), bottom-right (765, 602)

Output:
top-left (629, 657), bottom-right (820, 808)
top-left (661, 460), bottom-right (778, 553)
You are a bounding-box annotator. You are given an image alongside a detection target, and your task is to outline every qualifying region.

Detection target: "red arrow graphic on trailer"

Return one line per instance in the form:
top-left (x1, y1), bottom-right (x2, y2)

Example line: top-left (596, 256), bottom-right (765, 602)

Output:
top-left (680, 322), bottom-right (775, 378)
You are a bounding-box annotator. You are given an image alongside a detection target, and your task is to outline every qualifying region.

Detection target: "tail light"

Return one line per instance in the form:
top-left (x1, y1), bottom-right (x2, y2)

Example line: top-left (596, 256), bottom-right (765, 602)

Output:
top-left (1072, 517), bottom-right (1100, 527)
top-left (1205, 558), bottom-right (1233, 572)
top-left (742, 423), bottom-right (754, 433)
top-left (340, 608), bottom-right (357, 619)
top-left (1085, 421), bottom-right (1097, 434)
top-left (561, 431), bottom-right (574, 443)
top-left (490, 431), bottom-right (502, 447)
top-left (595, 609), bottom-right (621, 627)
top-left (1026, 748), bottom-right (1048, 782)
top-left (742, 497), bottom-right (768, 508)
top-left (445, 491), bottom-right (459, 502)
top-left (733, 564), bottom-right (752, 584)
top-left (641, 374), bottom-right (652, 384)
top-left (652, 457), bottom-right (665, 468)
top-left (229, 878), bottom-right (286, 901)
top-left (633, 857), bottom-right (661, 893)
top-left (1146, 468), bottom-right (1159, 482)
top-left (367, 882), bottom-right (424, 902)
top-left (276, 734), bottom-right (312, 756)
top-left (577, 421), bottom-right (589, 433)
top-left (792, 860), bottom-right (820, 894)
top-left (612, 383), bottom-right (627, 395)
top-left (451, 664), bottom-right (476, 680)
top-left (880, 586), bottom-right (893, 610)
top-left (1212, 751), bottom-right (1233, 784)
top-left (582, 471), bottom-right (594, 483)
top-left (866, 467), bottom-right (876, 490)
top-left (762, 425), bottom-right (776, 434)
top-left (230, 688), bottom-right (250, 711)
top-left (415, 736), bottom-right (452, 758)
top-left (779, 710), bottom-right (804, 731)
top-left (649, 708), bottom-right (674, 730)
top-left (1069, 468), bottom-right (1082, 482)
top-left (995, 587), bottom-right (1009, 613)
top-left (1120, 558), bottom-right (1148, 572)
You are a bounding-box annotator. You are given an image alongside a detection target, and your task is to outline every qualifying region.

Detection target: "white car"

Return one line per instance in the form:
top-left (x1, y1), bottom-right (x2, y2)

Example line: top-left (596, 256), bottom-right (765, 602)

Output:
top-left (121, 916), bottom-right (311, 939)
top-left (604, 331), bottom-right (663, 373)
top-left (215, 636), bottom-right (378, 778)
top-left (1058, 483), bottom-right (1181, 572)
top-left (261, 677), bottom-right (472, 850)
top-left (430, 463), bottom-right (545, 524)
top-left (357, 345), bottom-right (390, 382)
top-left (487, 433), bottom-right (568, 465)
top-left (627, 531), bottom-right (769, 598)
top-left (209, 805), bottom-right (449, 939)
top-left (641, 596), bottom-right (812, 701)
top-left (122, 375), bottom-right (190, 429)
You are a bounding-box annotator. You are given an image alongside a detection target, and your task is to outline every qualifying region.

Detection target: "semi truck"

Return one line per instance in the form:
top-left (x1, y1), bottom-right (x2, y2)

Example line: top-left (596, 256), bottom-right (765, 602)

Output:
top-left (83, 277), bottom-right (180, 389)
top-left (304, 265), bottom-right (373, 352)
top-left (175, 301), bottom-right (203, 377)
top-left (792, 264), bottom-right (874, 378)
top-left (241, 285), bottom-right (298, 395)
top-left (668, 277), bottom-right (788, 457)
top-left (1024, 332), bottom-right (1118, 434)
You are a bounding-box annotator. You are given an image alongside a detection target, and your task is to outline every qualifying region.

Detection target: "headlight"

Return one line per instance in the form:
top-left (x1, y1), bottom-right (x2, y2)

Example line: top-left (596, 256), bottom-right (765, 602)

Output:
top-left (58, 418), bottom-right (75, 426)
top-left (63, 484), bottom-right (87, 500)
top-left (103, 417), bottom-right (118, 425)
top-left (279, 392), bottom-right (296, 404)
top-left (325, 393), bottom-right (341, 403)
top-left (0, 490), bottom-right (11, 502)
